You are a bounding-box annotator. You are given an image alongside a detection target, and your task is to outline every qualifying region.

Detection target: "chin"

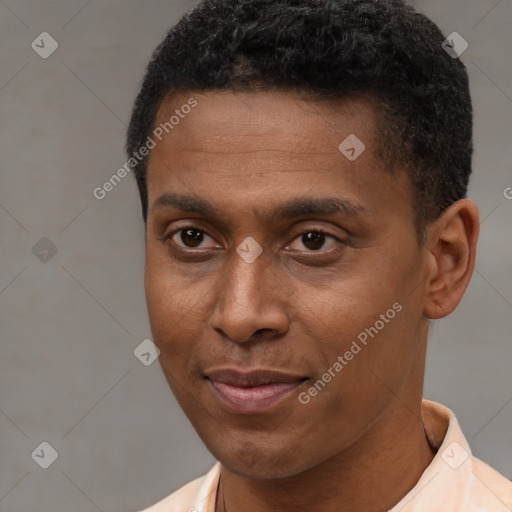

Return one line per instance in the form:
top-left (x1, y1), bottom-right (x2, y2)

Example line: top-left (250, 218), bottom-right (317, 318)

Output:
top-left (206, 437), bottom-right (318, 480)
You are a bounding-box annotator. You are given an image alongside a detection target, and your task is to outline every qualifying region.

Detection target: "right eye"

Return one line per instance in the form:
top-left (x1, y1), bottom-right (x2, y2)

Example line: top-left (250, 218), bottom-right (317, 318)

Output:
top-left (165, 226), bottom-right (220, 250)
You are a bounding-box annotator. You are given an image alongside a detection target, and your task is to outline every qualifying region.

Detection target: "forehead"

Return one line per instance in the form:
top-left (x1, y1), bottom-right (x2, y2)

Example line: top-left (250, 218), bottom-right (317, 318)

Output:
top-left (145, 89), bottom-right (413, 228)
top-left (150, 89), bottom-right (380, 159)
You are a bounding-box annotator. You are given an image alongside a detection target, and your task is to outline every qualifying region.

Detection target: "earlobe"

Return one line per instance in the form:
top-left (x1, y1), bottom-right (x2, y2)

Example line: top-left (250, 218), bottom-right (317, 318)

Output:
top-left (423, 199), bottom-right (479, 320)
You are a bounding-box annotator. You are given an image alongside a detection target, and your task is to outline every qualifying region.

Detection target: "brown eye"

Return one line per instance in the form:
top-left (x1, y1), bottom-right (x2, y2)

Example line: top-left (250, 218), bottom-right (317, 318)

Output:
top-left (180, 228), bottom-right (204, 247)
top-left (169, 227), bottom-right (219, 249)
top-left (288, 230), bottom-right (339, 252)
top-left (302, 232), bottom-right (326, 250)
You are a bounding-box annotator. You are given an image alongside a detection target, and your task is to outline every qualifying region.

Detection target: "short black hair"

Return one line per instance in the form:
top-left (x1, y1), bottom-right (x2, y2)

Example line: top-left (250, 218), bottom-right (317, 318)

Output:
top-left (126, 0), bottom-right (473, 232)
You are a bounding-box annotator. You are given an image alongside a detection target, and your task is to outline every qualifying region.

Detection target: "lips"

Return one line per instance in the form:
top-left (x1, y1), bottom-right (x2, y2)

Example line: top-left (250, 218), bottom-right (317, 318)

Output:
top-left (205, 368), bottom-right (307, 414)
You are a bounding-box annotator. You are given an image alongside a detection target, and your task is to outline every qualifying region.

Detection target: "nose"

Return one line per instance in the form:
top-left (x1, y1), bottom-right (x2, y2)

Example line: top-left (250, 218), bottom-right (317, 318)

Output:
top-left (208, 249), bottom-right (291, 344)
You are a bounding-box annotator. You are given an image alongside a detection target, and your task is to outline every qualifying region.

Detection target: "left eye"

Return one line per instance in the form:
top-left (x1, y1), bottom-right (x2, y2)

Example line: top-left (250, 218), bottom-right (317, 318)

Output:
top-left (287, 231), bottom-right (339, 252)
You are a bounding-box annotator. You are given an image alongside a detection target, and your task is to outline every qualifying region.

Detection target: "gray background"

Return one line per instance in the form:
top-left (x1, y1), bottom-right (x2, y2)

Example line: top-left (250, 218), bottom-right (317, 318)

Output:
top-left (0, 1), bottom-right (510, 511)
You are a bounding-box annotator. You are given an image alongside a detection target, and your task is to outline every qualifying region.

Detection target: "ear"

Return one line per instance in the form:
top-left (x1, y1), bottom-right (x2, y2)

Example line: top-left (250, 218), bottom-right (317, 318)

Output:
top-left (423, 199), bottom-right (479, 320)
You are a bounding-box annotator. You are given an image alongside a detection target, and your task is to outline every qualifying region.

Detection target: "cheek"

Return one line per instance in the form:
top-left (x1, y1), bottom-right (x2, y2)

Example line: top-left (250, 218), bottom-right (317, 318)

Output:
top-left (296, 271), bottom-right (417, 396)
top-left (144, 256), bottom-right (202, 359)
top-left (144, 262), bottom-right (208, 408)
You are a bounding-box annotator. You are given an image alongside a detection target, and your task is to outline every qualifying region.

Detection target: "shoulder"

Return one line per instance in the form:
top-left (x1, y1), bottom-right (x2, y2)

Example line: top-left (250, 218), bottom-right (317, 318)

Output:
top-left (138, 463), bottom-right (221, 512)
top-left (390, 400), bottom-right (511, 511)
top-left (468, 456), bottom-right (512, 511)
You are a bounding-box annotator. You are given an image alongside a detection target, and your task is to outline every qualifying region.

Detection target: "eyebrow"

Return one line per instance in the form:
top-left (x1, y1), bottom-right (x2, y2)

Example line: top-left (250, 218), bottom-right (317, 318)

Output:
top-left (150, 192), bottom-right (367, 221)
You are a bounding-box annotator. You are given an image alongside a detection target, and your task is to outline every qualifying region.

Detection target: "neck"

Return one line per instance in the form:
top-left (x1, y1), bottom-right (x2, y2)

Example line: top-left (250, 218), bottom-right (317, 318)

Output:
top-left (216, 399), bottom-right (435, 512)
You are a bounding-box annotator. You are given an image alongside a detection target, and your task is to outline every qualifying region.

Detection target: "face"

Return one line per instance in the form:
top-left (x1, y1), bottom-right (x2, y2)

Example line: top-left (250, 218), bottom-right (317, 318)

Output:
top-left (144, 90), bottom-right (431, 479)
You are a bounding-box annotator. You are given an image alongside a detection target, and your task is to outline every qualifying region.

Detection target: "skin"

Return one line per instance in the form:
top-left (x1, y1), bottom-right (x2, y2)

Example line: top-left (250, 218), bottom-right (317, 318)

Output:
top-left (143, 89), bottom-right (479, 512)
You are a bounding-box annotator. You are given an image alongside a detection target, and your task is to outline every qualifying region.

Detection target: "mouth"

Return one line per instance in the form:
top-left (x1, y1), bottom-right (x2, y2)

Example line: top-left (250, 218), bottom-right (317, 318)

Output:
top-left (204, 368), bottom-right (308, 414)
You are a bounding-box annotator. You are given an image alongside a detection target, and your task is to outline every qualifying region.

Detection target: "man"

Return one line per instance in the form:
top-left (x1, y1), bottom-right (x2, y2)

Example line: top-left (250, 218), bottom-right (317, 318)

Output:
top-left (127, 0), bottom-right (512, 510)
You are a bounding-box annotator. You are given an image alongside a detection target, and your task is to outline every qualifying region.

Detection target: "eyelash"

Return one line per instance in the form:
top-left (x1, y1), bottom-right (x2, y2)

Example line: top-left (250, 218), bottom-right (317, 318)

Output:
top-left (160, 224), bottom-right (344, 253)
